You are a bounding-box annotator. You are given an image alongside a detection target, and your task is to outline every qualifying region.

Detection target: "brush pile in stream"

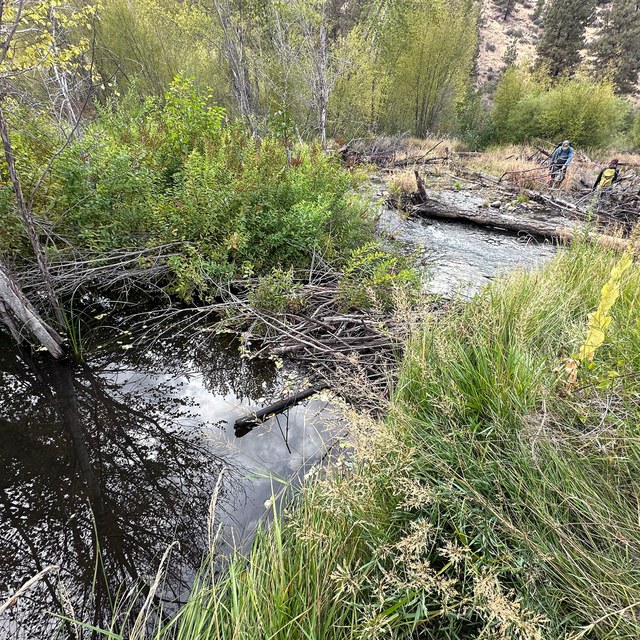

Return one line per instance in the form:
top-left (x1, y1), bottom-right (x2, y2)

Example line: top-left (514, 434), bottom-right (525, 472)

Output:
top-left (341, 136), bottom-right (640, 245)
top-left (86, 255), bottom-right (422, 430)
top-left (217, 258), bottom-right (415, 421)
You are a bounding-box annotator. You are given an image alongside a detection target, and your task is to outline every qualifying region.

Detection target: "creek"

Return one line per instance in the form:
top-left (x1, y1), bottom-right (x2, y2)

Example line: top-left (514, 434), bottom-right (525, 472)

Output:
top-left (0, 203), bottom-right (558, 639)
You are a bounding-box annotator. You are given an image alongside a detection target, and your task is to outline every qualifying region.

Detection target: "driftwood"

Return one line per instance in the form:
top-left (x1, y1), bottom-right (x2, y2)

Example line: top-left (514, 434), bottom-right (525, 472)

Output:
top-left (234, 382), bottom-right (329, 435)
top-left (14, 244), bottom-right (181, 299)
top-left (411, 198), bottom-right (568, 239)
top-left (407, 171), bottom-right (629, 251)
top-left (534, 145), bottom-right (552, 158)
top-left (410, 196), bottom-right (628, 251)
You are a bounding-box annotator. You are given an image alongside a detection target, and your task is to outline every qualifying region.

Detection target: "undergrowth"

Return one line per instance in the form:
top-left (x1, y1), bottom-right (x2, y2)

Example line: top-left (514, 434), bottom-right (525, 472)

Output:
top-left (2, 76), bottom-right (374, 300)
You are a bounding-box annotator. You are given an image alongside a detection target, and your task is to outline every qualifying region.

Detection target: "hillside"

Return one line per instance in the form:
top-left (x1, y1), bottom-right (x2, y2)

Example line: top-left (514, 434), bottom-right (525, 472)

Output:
top-left (476, 0), bottom-right (639, 100)
top-left (477, 0), bottom-right (540, 87)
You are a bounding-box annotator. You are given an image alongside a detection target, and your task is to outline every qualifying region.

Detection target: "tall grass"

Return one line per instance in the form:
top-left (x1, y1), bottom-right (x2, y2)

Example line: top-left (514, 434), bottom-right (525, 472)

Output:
top-left (96, 238), bottom-right (640, 639)
top-left (390, 237), bottom-right (640, 638)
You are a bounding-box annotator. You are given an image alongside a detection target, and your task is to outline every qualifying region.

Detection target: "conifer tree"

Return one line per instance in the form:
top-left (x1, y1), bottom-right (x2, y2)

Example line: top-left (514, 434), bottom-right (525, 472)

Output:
top-left (493, 0), bottom-right (516, 21)
top-left (592, 0), bottom-right (640, 93)
top-left (536, 0), bottom-right (596, 77)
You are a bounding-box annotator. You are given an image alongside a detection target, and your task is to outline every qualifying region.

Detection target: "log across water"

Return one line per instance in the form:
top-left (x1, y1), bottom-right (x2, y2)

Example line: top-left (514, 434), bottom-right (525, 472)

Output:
top-left (410, 194), bottom-right (629, 252)
top-left (234, 383), bottom-right (329, 436)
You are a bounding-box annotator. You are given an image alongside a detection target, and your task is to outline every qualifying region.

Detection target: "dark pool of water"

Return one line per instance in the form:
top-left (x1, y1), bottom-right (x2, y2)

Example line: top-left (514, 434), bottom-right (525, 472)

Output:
top-left (0, 315), bottom-right (337, 639)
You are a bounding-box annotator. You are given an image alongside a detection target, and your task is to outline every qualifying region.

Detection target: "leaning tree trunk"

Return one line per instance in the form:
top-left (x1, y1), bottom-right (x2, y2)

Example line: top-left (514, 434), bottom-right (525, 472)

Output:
top-left (0, 263), bottom-right (66, 358)
top-left (0, 100), bottom-right (66, 328)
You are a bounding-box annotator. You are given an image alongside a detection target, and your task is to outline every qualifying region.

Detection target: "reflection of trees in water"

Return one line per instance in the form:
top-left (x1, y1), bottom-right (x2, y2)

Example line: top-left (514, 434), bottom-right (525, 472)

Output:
top-left (191, 333), bottom-right (279, 402)
top-left (93, 320), bottom-right (279, 403)
top-left (0, 333), bottom-right (246, 639)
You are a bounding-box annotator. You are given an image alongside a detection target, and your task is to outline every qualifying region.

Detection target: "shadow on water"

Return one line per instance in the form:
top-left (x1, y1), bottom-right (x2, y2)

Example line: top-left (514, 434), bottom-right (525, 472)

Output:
top-left (0, 317), bottom-right (335, 639)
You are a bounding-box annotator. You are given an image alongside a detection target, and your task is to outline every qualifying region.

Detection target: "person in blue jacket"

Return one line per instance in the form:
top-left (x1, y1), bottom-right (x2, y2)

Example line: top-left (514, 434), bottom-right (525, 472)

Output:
top-left (548, 140), bottom-right (574, 186)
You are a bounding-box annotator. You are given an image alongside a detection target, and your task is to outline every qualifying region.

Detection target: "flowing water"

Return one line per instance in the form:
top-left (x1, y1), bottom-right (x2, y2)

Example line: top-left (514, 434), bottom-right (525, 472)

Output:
top-left (378, 206), bottom-right (558, 297)
top-left (1, 205), bottom-right (558, 639)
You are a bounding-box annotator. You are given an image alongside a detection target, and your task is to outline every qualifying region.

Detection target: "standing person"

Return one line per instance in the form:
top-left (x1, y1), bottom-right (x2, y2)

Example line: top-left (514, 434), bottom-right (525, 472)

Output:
top-left (548, 140), bottom-right (574, 186)
top-left (593, 158), bottom-right (620, 191)
top-left (593, 158), bottom-right (620, 211)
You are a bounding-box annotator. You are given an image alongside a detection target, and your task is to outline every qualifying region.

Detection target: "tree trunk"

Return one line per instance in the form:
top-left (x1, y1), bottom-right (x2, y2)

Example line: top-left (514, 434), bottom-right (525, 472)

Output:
top-left (212, 0), bottom-right (256, 127)
top-left (0, 101), bottom-right (66, 328)
top-left (319, 22), bottom-right (328, 148)
top-left (0, 264), bottom-right (66, 358)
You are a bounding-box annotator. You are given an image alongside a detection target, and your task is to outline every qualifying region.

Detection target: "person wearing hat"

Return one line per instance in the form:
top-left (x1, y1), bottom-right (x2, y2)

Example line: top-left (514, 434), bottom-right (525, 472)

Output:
top-left (548, 140), bottom-right (574, 186)
top-left (593, 158), bottom-right (620, 191)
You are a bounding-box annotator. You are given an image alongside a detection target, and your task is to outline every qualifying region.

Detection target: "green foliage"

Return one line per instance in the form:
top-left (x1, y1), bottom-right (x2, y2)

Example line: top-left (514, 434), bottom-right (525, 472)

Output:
top-left (492, 68), bottom-right (628, 148)
top-left (11, 76), bottom-right (373, 300)
top-left (537, 0), bottom-right (596, 77)
top-left (457, 89), bottom-right (494, 150)
top-left (391, 240), bottom-right (640, 638)
top-left (631, 112), bottom-right (640, 149)
top-left (591, 0), bottom-right (640, 94)
top-left (328, 25), bottom-right (387, 138)
top-left (338, 242), bottom-right (418, 311)
top-left (247, 267), bottom-right (303, 314)
top-left (380, 0), bottom-right (478, 136)
top-left (94, 0), bottom-right (223, 99)
top-left (9, 0), bottom-right (478, 141)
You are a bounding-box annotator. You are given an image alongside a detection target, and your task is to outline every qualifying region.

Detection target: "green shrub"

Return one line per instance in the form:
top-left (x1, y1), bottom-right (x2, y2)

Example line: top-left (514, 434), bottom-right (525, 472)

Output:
top-left (632, 111), bottom-right (640, 150)
top-left (11, 75), bottom-right (374, 299)
top-left (338, 242), bottom-right (418, 311)
top-left (247, 267), bottom-right (303, 314)
top-left (492, 69), bottom-right (628, 148)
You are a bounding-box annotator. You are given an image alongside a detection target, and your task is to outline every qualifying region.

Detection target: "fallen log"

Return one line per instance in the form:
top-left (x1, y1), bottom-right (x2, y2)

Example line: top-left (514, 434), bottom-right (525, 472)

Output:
top-left (411, 199), bottom-right (562, 239)
top-left (410, 199), bottom-right (629, 251)
top-left (0, 264), bottom-right (66, 359)
top-left (234, 383), bottom-right (329, 435)
top-left (499, 167), bottom-right (547, 183)
top-left (534, 145), bottom-right (552, 158)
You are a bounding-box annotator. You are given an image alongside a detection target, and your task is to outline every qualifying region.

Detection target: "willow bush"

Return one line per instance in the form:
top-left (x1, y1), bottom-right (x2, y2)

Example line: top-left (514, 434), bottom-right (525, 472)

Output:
top-left (492, 68), bottom-right (628, 148)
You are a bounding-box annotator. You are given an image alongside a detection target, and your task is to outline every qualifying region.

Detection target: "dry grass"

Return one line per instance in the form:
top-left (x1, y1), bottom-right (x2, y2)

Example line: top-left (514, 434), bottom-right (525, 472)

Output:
top-left (387, 170), bottom-right (419, 198)
top-left (463, 145), bottom-right (549, 189)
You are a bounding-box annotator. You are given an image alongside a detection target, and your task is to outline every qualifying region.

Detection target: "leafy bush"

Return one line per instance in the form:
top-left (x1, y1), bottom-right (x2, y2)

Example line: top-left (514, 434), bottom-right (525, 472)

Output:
top-left (338, 242), bottom-right (418, 311)
top-left (247, 267), bottom-right (303, 314)
top-left (632, 111), bottom-right (640, 150)
top-left (492, 68), bottom-right (628, 148)
top-left (11, 75), bottom-right (374, 299)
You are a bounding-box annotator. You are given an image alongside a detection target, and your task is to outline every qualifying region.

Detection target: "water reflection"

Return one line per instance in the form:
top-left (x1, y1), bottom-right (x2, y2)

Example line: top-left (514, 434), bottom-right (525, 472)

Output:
top-left (0, 325), bottom-right (333, 639)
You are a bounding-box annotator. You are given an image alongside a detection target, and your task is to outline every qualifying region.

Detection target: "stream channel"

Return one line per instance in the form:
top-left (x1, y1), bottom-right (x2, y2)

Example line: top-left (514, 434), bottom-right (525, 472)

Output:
top-left (1, 204), bottom-right (558, 639)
